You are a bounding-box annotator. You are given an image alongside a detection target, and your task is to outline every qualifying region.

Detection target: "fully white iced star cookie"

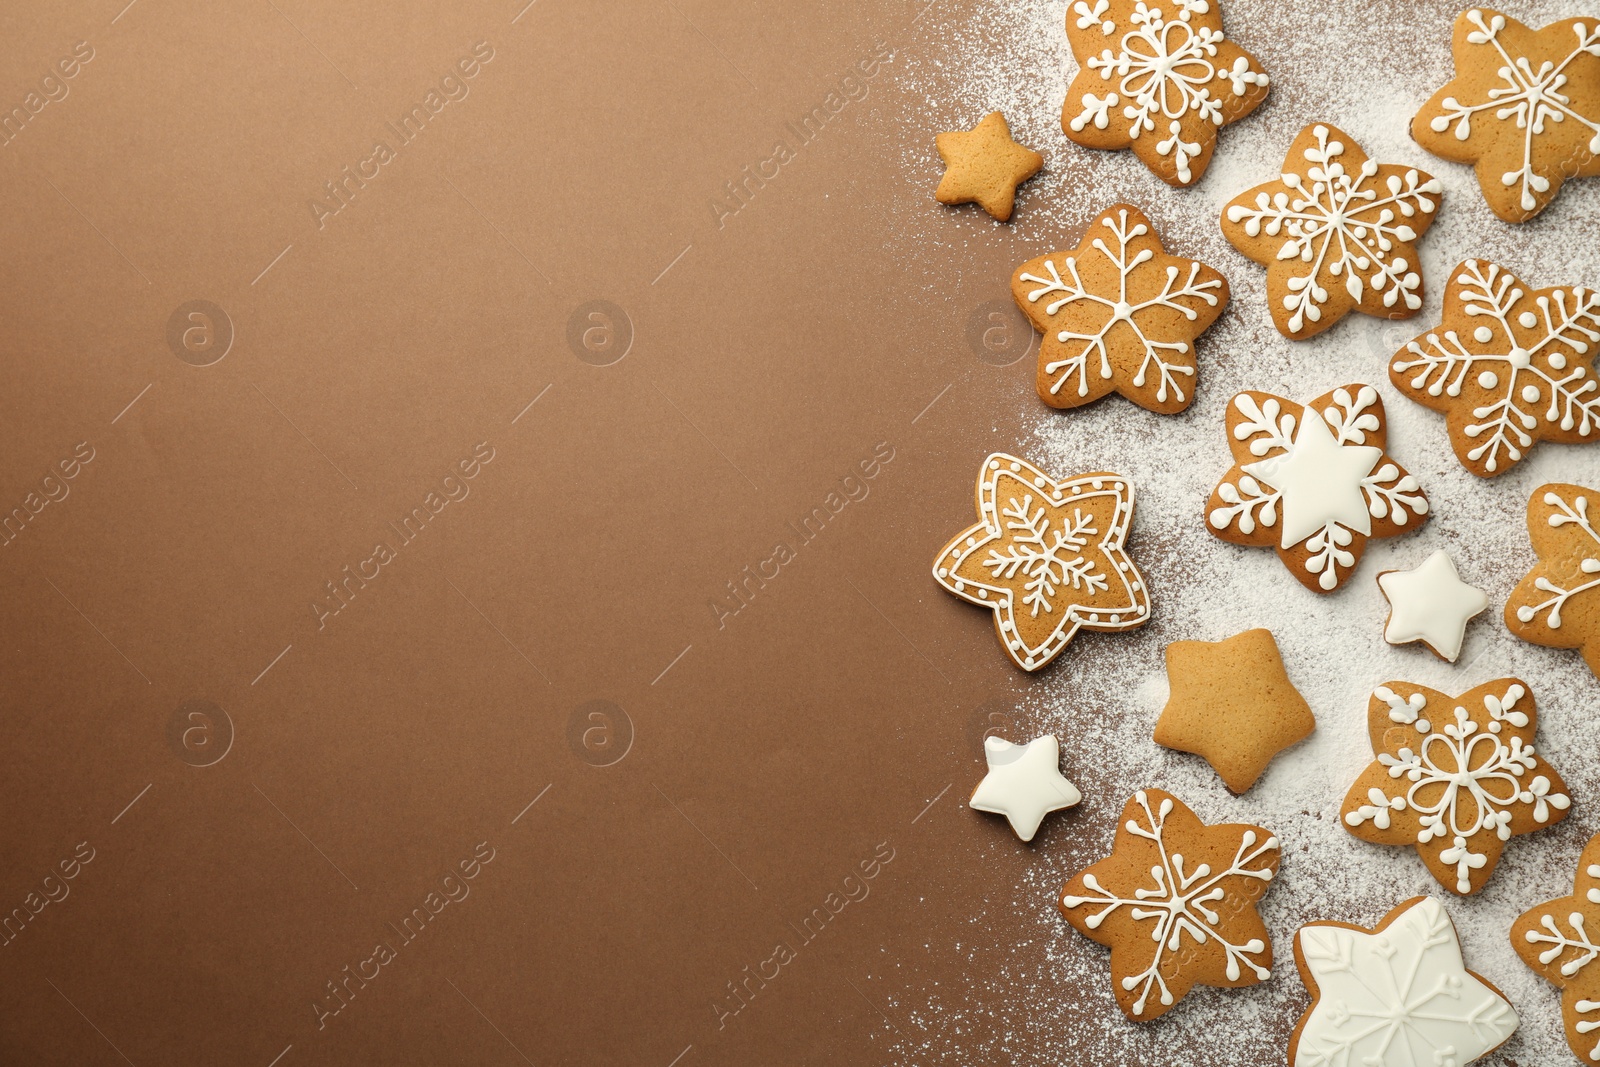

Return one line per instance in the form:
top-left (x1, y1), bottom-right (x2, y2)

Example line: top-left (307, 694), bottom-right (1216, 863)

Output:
top-left (1377, 550), bottom-right (1490, 662)
top-left (969, 735), bottom-right (1081, 842)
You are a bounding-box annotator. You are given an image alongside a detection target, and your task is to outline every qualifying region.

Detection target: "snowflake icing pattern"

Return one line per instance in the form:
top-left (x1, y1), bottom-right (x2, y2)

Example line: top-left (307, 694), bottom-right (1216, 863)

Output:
top-left (1507, 483), bottom-right (1600, 679)
top-left (1391, 259), bottom-right (1600, 476)
top-left (1012, 204), bottom-right (1227, 413)
top-left (1222, 123), bottom-right (1441, 339)
top-left (1513, 835), bottom-right (1600, 1062)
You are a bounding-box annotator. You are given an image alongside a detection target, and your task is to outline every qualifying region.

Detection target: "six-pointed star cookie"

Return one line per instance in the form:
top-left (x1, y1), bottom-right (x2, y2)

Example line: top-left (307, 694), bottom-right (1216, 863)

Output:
top-left (1413, 8), bottom-right (1600, 223)
top-left (1512, 832), bottom-right (1600, 1063)
top-left (969, 735), bottom-right (1082, 842)
top-left (1059, 789), bottom-right (1279, 1021)
top-left (1221, 123), bottom-right (1442, 340)
top-left (1290, 897), bottom-right (1519, 1066)
top-left (1061, 0), bottom-right (1269, 186)
top-left (1507, 482), bottom-right (1600, 679)
top-left (1154, 628), bottom-right (1315, 793)
top-left (1012, 203), bottom-right (1229, 414)
top-left (1340, 678), bottom-right (1570, 895)
top-left (1389, 260), bottom-right (1600, 477)
top-left (1377, 550), bottom-right (1489, 662)
top-left (1206, 385), bottom-right (1430, 592)
top-left (933, 454), bottom-right (1150, 671)
top-left (934, 111), bottom-right (1044, 222)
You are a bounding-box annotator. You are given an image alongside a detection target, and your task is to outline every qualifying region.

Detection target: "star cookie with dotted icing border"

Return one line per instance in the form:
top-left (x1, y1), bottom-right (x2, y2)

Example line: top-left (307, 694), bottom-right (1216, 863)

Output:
top-left (1339, 679), bottom-right (1570, 895)
top-left (1389, 260), bottom-right (1600, 477)
top-left (1011, 203), bottom-right (1229, 414)
top-left (1205, 385), bottom-right (1429, 593)
top-left (1506, 482), bottom-right (1600, 679)
top-left (934, 111), bottom-right (1044, 222)
top-left (933, 454), bottom-right (1149, 672)
top-left (1413, 8), bottom-right (1600, 223)
top-left (1221, 123), bottom-right (1441, 340)
top-left (1061, 0), bottom-right (1269, 186)
top-left (1511, 832), bottom-right (1600, 1064)
top-left (1059, 789), bottom-right (1279, 1021)
top-left (1290, 896), bottom-right (1519, 1066)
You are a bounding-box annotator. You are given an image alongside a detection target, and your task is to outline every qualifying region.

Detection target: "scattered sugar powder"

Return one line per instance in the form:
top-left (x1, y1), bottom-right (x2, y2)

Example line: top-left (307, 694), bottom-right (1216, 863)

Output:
top-left (884, 0), bottom-right (1600, 1063)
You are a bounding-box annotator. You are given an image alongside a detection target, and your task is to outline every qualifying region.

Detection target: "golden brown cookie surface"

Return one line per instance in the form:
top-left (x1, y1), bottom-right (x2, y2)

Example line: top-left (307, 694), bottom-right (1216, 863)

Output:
top-left (934, 111), bottom-right (1043, 222)
top-left (1506, 483), bottom-right (1600, 679)
top-left (1512, 833), bottom-right (1600, 1064)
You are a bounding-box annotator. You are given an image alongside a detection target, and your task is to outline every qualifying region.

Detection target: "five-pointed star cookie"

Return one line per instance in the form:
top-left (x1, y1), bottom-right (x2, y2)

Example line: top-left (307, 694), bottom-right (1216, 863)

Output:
top-left (1059, 789), bottom-right (1279, 1021)
top-left (1206, 385), bottom-right (1430, 593)
top-left (1153, 628), bottom-right (1315, 793)
top-left (1060, 0), bottom-right (1269, 186)
top-left (1340, 678), bottom-right (1570, 895)
top-left (1290, 897), bottom-right (1519, 1066)
top-left (1511, 833), bottom-right (1600, 1063)
top-left (934, 111), bottom-right (1044, 222)
top-left (1011, 203), bottom-right (1229, 414)
top-left (1389, 259), bottom-right (1600, 478)
top-left (1413, 9), bottom-right (1600, 223)
top-left (1377, 550), bottom-right (1489, 662)
top-left (1507, 482), bottom-right (1600, 679)
top-left (969, 735), bottom-right (1082, 842)
top-left (1221, 123), bottom-right (1442, 340)
top-left (933, 454), bottom-right (1150, 672)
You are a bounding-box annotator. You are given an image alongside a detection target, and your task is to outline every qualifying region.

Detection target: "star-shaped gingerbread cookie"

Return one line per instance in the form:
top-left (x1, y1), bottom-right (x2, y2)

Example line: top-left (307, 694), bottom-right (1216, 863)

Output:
top-left (933, 454), bottom-right (1149, 672)
top-left (934, 111), bottom-right (1043, 222)
top-left (1221, 123), bottom-right (1442, 340)
top-left (1376, 550), bottom-right (1489, 662)
top-left (1389, 259), bottom-right (1600, 477)
top-left (1413, 9), bottom-right (1600, 223)
top-left (1340, 679), bottom-right (1570, 895)
top-left (1507, 482), bottom-right (1600, 679)
top-left (969, 735), bottom-right (1081, 842)
top-left (1154, 628), bottom-right (1314, 793)
top-left (1512, 833), bottom-right (1600, 1063)
top-left (1206, 385), bottom-right (1429, 592)
top-left (1012, 203), bottom-right (1229, 414)
top-left (1061, 0), bottom-right (1269, 186)
top-left (1059, 789), bottom-right (1279, 1021)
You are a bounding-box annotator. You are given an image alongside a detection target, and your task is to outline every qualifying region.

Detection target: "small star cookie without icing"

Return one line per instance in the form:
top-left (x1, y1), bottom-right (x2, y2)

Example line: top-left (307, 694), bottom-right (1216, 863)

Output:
top-left (1340, 679), bottom-right (1570, 895)
top-left (1059, 789), bottom-right (1279, 1021)
top-left (1413, 8), bottom-right (1600, 223)
top-left (1061, 0), bottom-right (1269, 186)
top-left (1221, 123), bottom-right (1442, 340)
top-left (969, 735), bottom-right (1082, 842)
top-left (1377, 550), bottom-right (1489, 663)
top-left (1506, 482), bottom-right (1600, 679)
top-left (933, 454), bottom-right (1149, 672)
top-left (1011, 203), bottom-right (1229, 414)
top-left (1389, 259), bottom-right (1600, 478)
top-left (1512, 833), bottom-right (1600, 1064)
top-left (1153, 628), bottom-right (1315, 793)
top-left (934, 111), bottom-right (1044, 222)
top-left (1206, 385), bottom-right (1429, 593)
top-left (1290, 897), bottom-right (1519, 1067)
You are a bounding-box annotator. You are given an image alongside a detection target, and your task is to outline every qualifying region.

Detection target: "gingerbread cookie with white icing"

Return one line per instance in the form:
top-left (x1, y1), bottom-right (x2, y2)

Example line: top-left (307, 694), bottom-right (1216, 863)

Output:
top-left (1506, 482), bottom-right (1600, 680)
top-left (1413, 9), bottom-right (1600, 223)
top-left (1511, 833), bottom-right (1600, 1064)
top-left (1061, 0), bottom-right (1269, 186)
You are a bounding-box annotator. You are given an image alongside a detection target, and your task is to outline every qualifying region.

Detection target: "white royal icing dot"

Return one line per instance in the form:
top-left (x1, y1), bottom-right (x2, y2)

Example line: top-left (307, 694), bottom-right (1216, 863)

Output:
top-left (1519, 311), bottom-right (1538, 328)
top-left (1477, 371), bottom-right (1498, 390)
top-left (1473, 326), bottom-right (1493, 343)
top-left (1521, 384), bottom-right (1541, 403)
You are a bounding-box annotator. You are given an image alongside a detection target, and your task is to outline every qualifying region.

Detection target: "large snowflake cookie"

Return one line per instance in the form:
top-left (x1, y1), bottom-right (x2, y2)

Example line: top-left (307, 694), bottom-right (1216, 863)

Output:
top-left (1389, 259), bottom-right (1600, 477)
top-left (1206, 385), bottom-right (1429, 593)
top-left (1290, 896), bottom-right (1519, 1066)
top-left (1507, 482), bottom-right (1600, 679)
top-left (1512, 833), bottom-right (1600, 1063)
top-left (1011, 203), bottom-right (1229, 414)
top-left (1221, 123), bottom-right (1442, 340)
top-left (1413, 9), bottom-right (1600, 223)
top-left (933, 454), bottom-right (1149, 671)
top-left (1340, 679), bottom-right (1570, 895)
top-left (1061, 0), bottom-right (1269, 186)
top-left (1059, 789), bottom-right (1279, 1021)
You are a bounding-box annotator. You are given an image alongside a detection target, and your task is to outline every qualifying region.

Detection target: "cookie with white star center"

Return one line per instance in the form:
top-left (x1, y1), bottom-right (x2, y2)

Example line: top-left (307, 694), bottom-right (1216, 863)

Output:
top-left (1511, 833), bottom-right (1600, 1064)
top-left (1389, 259), bottom-right (1600, 477)
top-left (1376, 550), bottom-right (1489, 662)
top-left (933, 454), bottom-right (1150, 671)
top-left (1206, 385), bottom-right (1430, 593)
top-left (1012, 203), bottom-right (1229, 414)
top-left (1413, 8), bottom-right (1600, 223)
top-left (1221, 122), bottom-right (1442, 340)
top-left (969, 735), bottom-right (1081, 842)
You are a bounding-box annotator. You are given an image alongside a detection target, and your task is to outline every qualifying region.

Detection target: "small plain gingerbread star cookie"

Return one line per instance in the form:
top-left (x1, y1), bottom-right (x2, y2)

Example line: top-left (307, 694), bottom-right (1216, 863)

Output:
top-left (1153, 628), bottom-right (1314, 793)
top-left (1506, 482), bottom-right (1600, 679)
top-left (1376, 550), bottom-right (1489, 662)
top-left (969, 735), bottom-right (1081, 842)
top-left (1511, 833), bottom-right (1600, 1063)
top-left (934, 111), bottom-right (1043, 222)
